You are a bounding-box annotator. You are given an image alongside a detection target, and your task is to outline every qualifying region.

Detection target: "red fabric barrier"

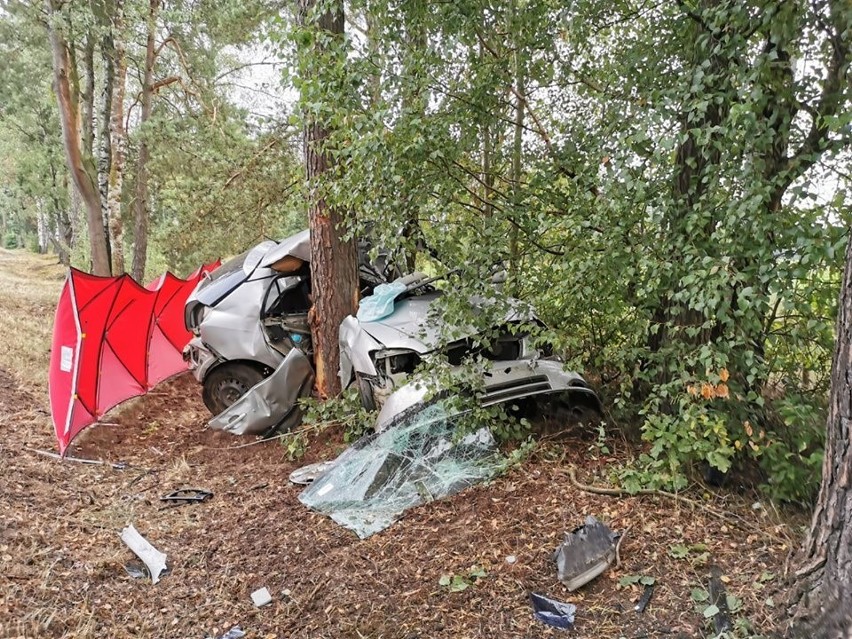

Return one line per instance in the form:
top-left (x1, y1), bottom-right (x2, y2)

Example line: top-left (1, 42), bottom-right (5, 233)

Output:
top-left (48, 261), bottom-right (220, 455)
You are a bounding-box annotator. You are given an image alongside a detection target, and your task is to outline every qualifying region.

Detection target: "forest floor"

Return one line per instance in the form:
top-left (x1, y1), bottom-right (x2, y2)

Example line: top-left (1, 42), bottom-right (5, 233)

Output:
top-left (0, 247), bottom-right (807, 639)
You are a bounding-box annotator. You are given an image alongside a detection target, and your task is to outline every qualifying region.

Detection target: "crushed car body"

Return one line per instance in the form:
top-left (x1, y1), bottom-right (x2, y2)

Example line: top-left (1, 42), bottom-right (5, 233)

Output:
top-left (338, 272), bottom-right (548, 411)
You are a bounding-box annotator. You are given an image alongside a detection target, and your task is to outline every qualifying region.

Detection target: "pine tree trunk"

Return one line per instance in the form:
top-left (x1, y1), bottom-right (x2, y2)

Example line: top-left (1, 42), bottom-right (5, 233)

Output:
top-left (299, 0), bottom-right (358, 400)
top-left (787, 233), bottom-right (852, 636)
top-left (131, 0), bottom-right (158, 282)
top-left (45, 0), bottom-right (111, 276)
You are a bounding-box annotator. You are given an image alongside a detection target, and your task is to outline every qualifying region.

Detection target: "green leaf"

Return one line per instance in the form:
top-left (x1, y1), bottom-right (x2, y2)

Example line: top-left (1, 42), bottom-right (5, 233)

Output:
top-left (618, 574), bottom-right (642, 587)
top-left (468, 566), bottom-right (487, 580)
top-left (449, 575), bottom-right (469, 592)
top-left (668, 544), bottom-right (690, 559)
top-left (691, 588), bottom-right (709, 602)
top-left (703, 604), bottom-right (720, 618)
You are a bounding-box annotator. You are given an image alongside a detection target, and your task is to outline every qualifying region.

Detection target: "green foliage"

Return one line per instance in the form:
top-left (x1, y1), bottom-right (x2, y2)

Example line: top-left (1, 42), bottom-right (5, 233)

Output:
top-left (439, 565), bottom-right (488, 593)
top-left (617, 574), bottom-right (655, 587)
top-left (299, 386), bottom-right (374, 443)
top-left (3, 232), bottom-right (19, 249)
top-left (282, 430), bottom-right (309, 461)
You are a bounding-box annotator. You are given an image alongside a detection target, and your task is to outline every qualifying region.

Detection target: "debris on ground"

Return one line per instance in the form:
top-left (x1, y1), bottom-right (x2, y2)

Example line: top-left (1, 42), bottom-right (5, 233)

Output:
top-left (159, 488), bottom-right (213, 507)
top-left (251, 587), bottom-right (273, 608)
top-left (298, 398), bottom-right (503, 538)
top-left (554, 516), bottom-right (617, 591)
top-left (207, 626), bottom-right (246, 639)
top-left (288, 460), bottom-right (336, 485)
top-left (123, 563), bottom-right (148, 579)
top-left (530, 592), bottom-right (577, 630)
top-left (120, 524), bottom-right (168, 584)
top-left (708, 565), bottom-right (733, 634)
top-left (635, 583), bottom-right (655, 613)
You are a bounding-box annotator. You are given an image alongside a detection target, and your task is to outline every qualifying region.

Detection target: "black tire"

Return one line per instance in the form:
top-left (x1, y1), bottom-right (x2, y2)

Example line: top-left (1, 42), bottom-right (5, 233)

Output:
top-left (356, 373), bottom-right (377, 412)
top-left (202, 362), bottom-right (265, 416)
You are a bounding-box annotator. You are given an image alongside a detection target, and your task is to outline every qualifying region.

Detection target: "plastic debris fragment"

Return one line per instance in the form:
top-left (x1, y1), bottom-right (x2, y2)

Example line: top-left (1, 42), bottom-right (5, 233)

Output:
top-left (120, 524), bottom-right (167, 584)
top-left (251, 587), bottom-right (272, 608)
top-left (530, 592), bottom-right (576, 630)
top-left (553, 515), bottom-right (617, 590)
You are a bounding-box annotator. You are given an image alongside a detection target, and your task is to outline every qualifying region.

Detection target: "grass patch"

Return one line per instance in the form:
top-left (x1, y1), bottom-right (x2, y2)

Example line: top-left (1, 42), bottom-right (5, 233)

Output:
top-left (0, 248), bottom-right (66, 392)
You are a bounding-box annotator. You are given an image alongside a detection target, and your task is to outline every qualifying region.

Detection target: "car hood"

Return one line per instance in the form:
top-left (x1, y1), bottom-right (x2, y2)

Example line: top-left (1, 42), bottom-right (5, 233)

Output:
top-left (357, 291), bottom-right (536, 353)
top-left (358, 294), bottom-right (442, 353)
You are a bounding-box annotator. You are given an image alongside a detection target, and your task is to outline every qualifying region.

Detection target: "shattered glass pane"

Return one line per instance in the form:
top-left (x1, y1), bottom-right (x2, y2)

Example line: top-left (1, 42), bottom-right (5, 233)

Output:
top-left (299, 400), bottom-right (504, 538)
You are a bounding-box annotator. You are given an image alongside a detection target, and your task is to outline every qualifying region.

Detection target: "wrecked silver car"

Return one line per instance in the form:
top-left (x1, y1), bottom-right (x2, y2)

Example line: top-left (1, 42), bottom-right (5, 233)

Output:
top-left (184, 234), bottom-right (600, 438)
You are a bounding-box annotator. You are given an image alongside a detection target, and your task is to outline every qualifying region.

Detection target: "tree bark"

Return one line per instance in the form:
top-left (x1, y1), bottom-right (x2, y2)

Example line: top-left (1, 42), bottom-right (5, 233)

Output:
top-left (49, 161), bottom-right (72, 266)
top-left (507, 0), bottom-right (525, 294)
top-left (45, 0), bottom-right (111, 276)
top-left (107, 0), bottom-right (126, 275)
top-left (299, 0), bottom-right (358, 400)
top-left (787, 232), bottom-right (852, 636)
top-left (131, 0), bottom-right (158, 282)
top-left (99, 27), bottom-right (115, 271)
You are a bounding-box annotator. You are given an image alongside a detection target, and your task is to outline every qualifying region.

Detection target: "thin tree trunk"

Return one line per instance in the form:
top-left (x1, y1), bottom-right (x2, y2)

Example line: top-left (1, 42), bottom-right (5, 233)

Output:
top-left (399, 0), bottom-right (427, 272)
top-left (508, 0), bottom-right (525, 293)
top-left (45, 0), bottom-right (110, 276)
top-left (37, 204), bottom-right (49, 253)
top-left (299, 0), bottom-right (358, 399)
top-left (49, 161), bottom-right (72, 265)
top-left (99, 28), bottom-right (115, 270)
top-left (787, 233), bottom-right (852, 636)
top-left (81, 34), bottom-right (95, 161)
top-left (131, 0), bottom-right (158, 281)
top-left (107, 0), bottom-right (126, 274)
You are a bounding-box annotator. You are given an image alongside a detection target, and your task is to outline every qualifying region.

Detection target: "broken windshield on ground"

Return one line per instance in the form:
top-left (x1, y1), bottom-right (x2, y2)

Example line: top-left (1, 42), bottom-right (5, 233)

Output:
top-left (298, 399), bottom-right (505, 538)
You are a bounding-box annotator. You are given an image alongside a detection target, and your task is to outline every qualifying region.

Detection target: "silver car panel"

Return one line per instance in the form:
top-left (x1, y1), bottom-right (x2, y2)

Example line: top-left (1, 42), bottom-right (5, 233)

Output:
top-left (374, 358), bottom-right (600, 432)
top-left (207, 348), bottom-right (314, 435)
top-left (196, 272), bottom-right (284, 371)
top-left (338, 315), bottom-right (383, 383)
top-left (259, 229), bottom-right (311, 268)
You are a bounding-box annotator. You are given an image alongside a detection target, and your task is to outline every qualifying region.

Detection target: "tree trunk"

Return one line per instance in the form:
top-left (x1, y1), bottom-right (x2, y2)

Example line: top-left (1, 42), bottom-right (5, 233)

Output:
top-left (787, 233), bottom-right (852, 637)
top-left (107, 0), bottom-right (126, 275)
top-left (81, 34), bottom-right (95, 161)
top-left (399, 0), bottom-right (427, 272)
top-left (507, 0), bottom-right (525, 294)
top-left (131, 0), bottom-right (158, 282)
top-left (45, 0), bottom-right (111, 276)
top-left (49, 161), bottom-right (72, 265)
top-left (299, 0), bottom-right (358, 400)
top-left (99, 28), bottom-right (116, 271)
top-left (37, 205), bottom-right (49, 253)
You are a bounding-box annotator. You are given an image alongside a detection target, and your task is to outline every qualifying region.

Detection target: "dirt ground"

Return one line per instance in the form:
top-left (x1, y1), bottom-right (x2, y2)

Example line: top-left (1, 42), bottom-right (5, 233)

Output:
top-left (0, 248), bottom-right (805, 639)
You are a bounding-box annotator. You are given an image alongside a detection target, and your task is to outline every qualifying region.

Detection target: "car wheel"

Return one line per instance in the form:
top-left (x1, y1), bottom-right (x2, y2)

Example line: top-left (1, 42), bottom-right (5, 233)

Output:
top-left (202, 363), bottom-right (266, 416)
top-left (356, 373), bottom-right (377, 412)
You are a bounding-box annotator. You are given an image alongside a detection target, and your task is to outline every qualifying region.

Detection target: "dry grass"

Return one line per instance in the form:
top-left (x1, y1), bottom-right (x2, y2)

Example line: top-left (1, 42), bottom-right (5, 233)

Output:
top-left (0, 248), bottom-right (66, 391)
